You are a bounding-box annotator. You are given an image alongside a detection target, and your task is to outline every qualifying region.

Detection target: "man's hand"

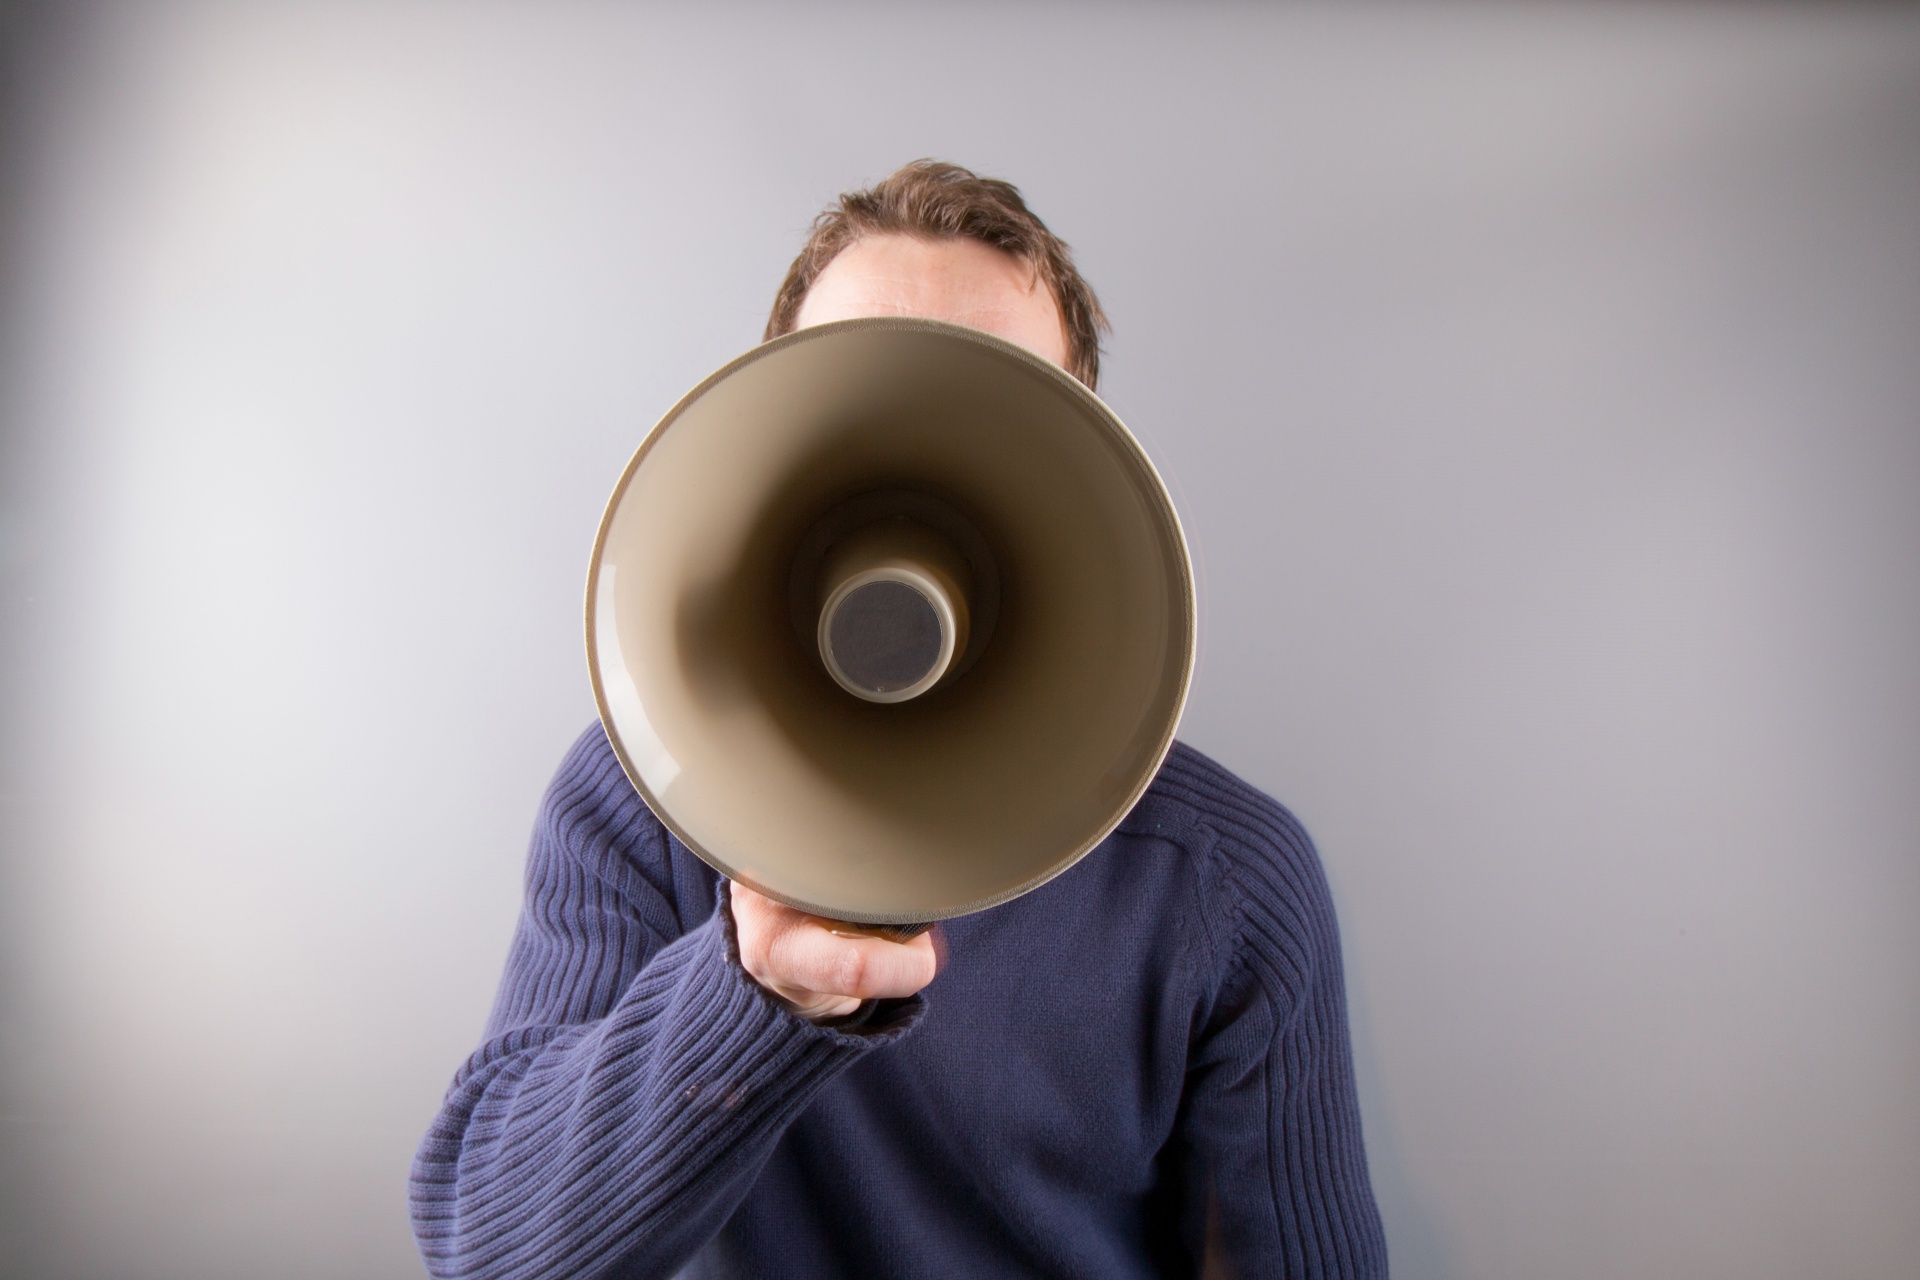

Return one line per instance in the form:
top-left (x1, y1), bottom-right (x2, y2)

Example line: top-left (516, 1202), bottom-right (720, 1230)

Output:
top-left (729, 882), bottom-right (938, 1021)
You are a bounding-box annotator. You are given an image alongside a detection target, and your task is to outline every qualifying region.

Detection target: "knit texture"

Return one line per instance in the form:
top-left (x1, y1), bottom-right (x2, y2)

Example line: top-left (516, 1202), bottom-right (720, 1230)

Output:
top-left (411, 725), bottom-right (1387, 1279)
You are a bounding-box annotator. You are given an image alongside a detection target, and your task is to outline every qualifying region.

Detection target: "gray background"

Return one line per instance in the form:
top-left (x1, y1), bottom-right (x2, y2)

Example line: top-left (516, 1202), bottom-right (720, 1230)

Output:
top-left (2, 2), bottom-right (1916, 1277)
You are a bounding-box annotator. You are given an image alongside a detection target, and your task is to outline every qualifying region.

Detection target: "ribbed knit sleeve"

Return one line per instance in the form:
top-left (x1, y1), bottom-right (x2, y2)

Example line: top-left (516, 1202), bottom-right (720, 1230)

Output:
top-left (409, 726), bottom-right (924, 1280)
top-left (1151, 745), bottom-right (1388, 1279)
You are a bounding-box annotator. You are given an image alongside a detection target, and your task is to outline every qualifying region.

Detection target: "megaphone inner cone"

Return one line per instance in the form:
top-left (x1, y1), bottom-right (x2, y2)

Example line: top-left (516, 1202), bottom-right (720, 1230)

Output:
top-left (814, 514), bottom-right (973, 704)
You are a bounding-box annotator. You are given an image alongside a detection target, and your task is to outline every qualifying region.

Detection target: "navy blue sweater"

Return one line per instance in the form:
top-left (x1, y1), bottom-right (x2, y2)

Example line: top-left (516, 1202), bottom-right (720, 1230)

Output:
top-left (411, 725), bottom-right (1386, 1279)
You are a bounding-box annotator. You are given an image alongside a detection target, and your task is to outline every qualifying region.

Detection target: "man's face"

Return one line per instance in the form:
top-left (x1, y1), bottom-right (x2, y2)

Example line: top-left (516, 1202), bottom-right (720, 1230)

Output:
top-left (793, 234), bottom-right (1070, 371)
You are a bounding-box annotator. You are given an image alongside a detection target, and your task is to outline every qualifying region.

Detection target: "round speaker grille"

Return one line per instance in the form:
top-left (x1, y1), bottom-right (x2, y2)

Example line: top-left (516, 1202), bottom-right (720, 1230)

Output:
top-left (827, 580), bottom-right (943, 695)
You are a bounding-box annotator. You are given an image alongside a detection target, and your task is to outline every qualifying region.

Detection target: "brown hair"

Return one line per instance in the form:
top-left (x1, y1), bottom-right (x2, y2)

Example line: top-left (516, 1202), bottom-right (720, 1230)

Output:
top-left (764, 160), bottom-right (1109, 390)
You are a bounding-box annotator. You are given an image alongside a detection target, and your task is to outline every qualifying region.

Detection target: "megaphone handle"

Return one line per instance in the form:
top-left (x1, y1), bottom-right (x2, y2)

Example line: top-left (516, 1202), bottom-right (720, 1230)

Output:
top-left (827, 920), bottom-right (932, 944)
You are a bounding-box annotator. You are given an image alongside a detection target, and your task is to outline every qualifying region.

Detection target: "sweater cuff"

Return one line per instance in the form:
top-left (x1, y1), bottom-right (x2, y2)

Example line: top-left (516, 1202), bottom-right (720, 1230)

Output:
top-left (705, 878), bottom-right (926, 1046)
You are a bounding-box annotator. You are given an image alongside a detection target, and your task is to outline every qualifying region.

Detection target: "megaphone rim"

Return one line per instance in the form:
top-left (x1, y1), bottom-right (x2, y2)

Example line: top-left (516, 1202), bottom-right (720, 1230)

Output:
top-left (584, 315), bottom-right (1197, 924)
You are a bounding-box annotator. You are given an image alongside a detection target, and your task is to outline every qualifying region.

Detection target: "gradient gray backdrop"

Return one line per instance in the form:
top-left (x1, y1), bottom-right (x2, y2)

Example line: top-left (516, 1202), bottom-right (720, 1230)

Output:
top-left (2, 3), bottom-right (1916, 1277)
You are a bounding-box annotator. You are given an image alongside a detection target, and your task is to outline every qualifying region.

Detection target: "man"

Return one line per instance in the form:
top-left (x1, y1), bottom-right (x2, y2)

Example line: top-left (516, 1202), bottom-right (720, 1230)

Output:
top-left (411, 161), bottom-right (1387, 1279)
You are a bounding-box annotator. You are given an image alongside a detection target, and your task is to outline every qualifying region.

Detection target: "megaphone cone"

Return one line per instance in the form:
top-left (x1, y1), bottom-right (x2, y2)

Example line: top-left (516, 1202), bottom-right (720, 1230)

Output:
top-left (587, 318), bottom-right (1194, 926)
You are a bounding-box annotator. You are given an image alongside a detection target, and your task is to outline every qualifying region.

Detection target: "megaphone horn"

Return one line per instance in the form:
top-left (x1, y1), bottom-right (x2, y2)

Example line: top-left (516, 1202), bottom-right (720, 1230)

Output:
top-left (587, 317), bottom-right (1194, 930)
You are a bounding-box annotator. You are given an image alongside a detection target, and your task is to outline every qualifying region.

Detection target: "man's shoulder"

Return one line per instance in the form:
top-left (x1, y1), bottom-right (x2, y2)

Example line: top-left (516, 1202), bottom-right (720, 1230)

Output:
top-left (532, 722), bottom-right (720, 930)
top-left (1118, 741), bottom-right (1344, 996)
top-left (542, 720), bottom-right (657, 834)
top-left (1123, 740), bottom-right (1316, 859)
top-left (1119, 740), bottom-right (1331, 922)
top-left (533, 721), bottom-right (678, 877)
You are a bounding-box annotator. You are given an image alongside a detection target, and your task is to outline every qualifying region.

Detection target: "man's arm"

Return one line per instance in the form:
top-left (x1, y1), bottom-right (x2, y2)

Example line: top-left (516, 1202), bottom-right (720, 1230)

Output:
top-left (408, 727), bottom-right (928, 1280)
top-left (1165, 759), bottom-right (1389, 1279)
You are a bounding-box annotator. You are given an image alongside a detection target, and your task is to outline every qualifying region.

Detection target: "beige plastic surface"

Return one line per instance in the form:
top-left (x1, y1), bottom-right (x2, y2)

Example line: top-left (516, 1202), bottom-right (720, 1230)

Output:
top-left (586, 318), bottom-right (1194, 924)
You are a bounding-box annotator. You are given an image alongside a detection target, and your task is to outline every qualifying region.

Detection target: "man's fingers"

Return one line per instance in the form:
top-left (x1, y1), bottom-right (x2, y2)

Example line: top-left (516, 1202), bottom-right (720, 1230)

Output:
top-left (731, 882), bottom-right (938, 1005)
top-left (763, 923), bottom-right (937, 1000)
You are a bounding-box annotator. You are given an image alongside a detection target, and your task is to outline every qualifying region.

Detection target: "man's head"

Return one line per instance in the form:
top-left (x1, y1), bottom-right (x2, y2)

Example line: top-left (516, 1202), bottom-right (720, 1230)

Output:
top-left (765, 160), bottom-right (1108, 389)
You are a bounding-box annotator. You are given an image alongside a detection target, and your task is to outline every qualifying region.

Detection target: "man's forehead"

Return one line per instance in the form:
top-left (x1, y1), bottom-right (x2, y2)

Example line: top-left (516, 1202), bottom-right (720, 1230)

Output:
top-left (794, 233), bottom-right (1066, 367)
top-left (820, 236), bottom-right (1040, 295)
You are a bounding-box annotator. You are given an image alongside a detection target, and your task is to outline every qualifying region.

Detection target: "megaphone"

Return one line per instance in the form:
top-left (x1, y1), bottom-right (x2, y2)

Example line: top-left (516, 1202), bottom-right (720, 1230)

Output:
top-left (586, 318), bottom-right (1194, 931)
